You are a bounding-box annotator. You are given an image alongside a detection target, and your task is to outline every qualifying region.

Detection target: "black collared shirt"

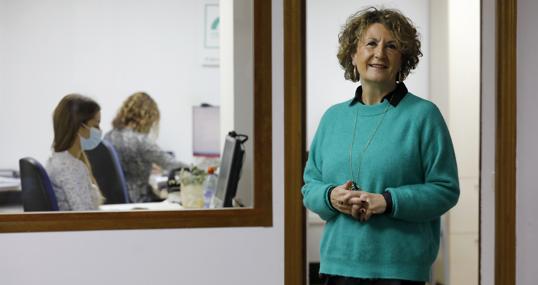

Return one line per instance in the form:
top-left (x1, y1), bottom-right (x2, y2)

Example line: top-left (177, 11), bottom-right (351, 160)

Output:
top-left (349, 82), bottom-right (408, 107)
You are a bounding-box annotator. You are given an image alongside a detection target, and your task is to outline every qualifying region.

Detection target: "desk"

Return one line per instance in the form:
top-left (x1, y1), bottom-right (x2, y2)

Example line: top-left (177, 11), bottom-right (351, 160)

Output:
top-left (0, 177), bottom-right (21, 192)
top-left (100, 200), bottom-right (184, 211)
top-left (99, 192), bottom-right (185, 211)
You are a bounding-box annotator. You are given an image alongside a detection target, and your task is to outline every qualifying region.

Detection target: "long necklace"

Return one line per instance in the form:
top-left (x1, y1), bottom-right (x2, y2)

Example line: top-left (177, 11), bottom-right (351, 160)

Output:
top-left (348, 95), bottom-right (393, 190)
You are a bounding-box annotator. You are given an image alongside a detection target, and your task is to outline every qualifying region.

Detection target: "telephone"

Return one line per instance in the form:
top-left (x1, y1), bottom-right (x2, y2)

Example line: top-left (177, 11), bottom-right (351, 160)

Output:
top-left (166, 167), bottom-right (189, 192)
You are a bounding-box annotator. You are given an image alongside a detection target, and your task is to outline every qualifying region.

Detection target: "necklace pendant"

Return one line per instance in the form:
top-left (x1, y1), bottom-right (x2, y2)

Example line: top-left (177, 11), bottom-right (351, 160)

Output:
top-left (351, 182), bottom-right (360, 191)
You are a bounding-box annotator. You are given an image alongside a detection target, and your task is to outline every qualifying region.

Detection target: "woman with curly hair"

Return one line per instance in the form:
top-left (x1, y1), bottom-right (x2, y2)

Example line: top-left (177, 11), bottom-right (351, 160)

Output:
top-left (105, 92), bottom-right (187, 202)
top-left (302, 7), bottom-right (459, 284)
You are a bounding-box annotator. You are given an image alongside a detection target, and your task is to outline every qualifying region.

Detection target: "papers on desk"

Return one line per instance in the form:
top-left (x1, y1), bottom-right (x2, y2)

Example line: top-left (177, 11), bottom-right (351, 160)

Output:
top-left (0, 176), bottom-right (21, 191)
top-left (0, 169), bottom-right (19, 178)
top-left (99, 199), bottom-right (184, 211)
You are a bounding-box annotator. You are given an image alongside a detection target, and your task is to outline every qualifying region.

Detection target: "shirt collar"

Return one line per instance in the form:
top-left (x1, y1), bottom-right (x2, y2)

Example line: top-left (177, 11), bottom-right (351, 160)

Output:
top-left (349, 82), bottom-right (408, 107)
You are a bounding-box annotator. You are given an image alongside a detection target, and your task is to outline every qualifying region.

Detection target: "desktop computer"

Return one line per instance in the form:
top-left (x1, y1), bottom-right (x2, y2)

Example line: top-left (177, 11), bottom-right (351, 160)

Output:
top-left (212, 131), bottom-right (248, 208)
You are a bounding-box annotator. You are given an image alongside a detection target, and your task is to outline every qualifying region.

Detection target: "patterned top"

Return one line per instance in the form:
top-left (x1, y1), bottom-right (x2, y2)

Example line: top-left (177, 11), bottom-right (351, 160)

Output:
top-left (46, 151), bottom-right (102, 211)
top-left (105, 128), bottom-right (188, 202)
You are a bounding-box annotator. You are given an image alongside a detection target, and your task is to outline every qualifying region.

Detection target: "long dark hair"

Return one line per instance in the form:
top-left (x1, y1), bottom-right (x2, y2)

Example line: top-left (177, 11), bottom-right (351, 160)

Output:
top-left (52, 94), bottom-right (101, 152)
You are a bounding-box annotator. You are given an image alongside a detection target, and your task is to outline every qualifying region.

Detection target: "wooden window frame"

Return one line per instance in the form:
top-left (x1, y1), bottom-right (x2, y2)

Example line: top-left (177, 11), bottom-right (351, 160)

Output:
top-left (0, 0), bottom-right (273, 233)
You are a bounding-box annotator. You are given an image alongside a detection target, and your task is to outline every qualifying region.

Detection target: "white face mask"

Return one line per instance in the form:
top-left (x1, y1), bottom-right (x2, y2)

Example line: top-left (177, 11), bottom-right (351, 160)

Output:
top-left (80, 124), bottom-right (102, 150)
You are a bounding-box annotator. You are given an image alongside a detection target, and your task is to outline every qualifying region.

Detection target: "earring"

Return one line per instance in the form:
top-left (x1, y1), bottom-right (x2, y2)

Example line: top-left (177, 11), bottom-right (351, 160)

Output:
top-left (396, 71), bottom-right (402, 83)
top-left (353, 66), bottom-right (358, 81)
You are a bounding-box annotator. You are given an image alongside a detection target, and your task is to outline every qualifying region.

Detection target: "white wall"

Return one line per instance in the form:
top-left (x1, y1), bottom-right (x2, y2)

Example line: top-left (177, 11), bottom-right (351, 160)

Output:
top-left (0, 1), bottom-right (5, 129)
top-left (428, 0), bottom-right (449, 118)
top-left (0, 0), bottom-right (285, 284)
top-left (0, 0), bottom-right (219, 169)
top-left (404, 2), bottom-right (482, 284)
top-left (517, 1), bottom-right (538, 284)
top-left (306, 0), bottom-right (430, 146)
top-left (220, 0), bottom-right (254, 206)
top-left (480, 0), bottom-right (496, 284)
top-left (444, 0), bottom-right (481, 284)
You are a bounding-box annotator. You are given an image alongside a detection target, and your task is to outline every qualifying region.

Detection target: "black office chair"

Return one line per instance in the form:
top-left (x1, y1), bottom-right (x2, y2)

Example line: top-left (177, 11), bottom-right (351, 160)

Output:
top-left (19, 157), bottom-right (59, 211)
top-left (85, 140), bottom-right (130, 204)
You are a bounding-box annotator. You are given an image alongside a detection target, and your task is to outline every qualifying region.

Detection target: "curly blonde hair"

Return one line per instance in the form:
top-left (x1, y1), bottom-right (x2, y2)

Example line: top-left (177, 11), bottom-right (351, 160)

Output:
top-left (112, 92), bottom-right (160, 134)
top-left (337, 7), bottom-right (422, 82)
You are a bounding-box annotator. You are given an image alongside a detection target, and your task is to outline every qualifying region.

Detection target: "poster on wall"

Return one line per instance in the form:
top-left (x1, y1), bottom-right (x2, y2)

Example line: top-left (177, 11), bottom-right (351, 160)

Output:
top-left (202, 3), bottom-right (219, 67)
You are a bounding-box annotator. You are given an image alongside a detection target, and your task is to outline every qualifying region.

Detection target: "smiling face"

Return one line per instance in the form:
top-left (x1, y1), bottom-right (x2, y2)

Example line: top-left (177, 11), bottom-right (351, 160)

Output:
top-left (352, 23), bottom-right (402, 88)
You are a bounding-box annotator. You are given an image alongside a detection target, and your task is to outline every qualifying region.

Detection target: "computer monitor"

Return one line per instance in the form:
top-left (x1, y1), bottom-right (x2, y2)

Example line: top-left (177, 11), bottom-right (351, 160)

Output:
top-left (192, 105), bottom-right (220, 157)
top-left (213, 132), bottom-right (247, 208)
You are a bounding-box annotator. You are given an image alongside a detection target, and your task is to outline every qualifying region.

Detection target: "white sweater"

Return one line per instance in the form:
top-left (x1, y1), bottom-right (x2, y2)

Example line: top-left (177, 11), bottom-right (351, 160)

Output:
top-left (46, 151), bottom-right (101, 211)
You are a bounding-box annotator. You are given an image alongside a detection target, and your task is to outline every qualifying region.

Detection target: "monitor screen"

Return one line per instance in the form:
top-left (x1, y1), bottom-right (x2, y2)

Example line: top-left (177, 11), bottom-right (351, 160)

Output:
top-left (213, 133), bottom-right (245, 208)
top-left (192, 105), bottom-right (220, 157)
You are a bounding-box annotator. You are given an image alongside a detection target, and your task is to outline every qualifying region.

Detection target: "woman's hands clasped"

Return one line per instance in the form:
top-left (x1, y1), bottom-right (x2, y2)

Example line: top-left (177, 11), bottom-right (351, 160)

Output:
top-left (330, 181), bottom-right (387, 222)
top-left (329, 181), bottom-right (355, 215)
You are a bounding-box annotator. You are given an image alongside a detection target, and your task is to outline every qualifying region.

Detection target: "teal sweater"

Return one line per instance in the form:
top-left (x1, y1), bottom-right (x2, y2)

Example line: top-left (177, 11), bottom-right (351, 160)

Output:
top-left (302, 93), bottom-right (459, 281)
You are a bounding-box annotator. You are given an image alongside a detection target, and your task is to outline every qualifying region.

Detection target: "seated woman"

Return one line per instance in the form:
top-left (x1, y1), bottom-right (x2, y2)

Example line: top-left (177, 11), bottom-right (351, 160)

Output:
top-left (46, 94), bottom-right (105, 211)
top-left (105, 92), bottom-right (188, 203)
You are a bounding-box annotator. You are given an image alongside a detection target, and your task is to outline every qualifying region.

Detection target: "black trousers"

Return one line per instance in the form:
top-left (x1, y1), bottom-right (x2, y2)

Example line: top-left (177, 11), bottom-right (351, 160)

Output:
top-left (324, 275), bottom-right (425, 285)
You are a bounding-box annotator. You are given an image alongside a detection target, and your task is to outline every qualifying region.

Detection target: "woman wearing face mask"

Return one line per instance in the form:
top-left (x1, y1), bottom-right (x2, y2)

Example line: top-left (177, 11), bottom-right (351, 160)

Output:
top-left (46, 94), bottom-right (105, 211)
top-left (104, 92), bottom-right (188, 203)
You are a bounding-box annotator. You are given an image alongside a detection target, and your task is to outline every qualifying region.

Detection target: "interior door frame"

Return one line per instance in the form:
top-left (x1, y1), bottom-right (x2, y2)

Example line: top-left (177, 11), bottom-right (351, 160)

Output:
top-left (283, 0), bottom-right (517, 284)
top-left (494, 0), bottom-right (516, 284)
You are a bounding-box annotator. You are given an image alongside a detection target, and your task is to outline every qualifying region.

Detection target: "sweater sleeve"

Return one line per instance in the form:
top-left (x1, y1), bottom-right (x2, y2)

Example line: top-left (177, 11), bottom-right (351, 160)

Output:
top-left (301, 115), bottom-right (339, 221)
top-left (139, 136), bottom-right (189, 170)
top-left (386, 105), bottom-right (460, 222)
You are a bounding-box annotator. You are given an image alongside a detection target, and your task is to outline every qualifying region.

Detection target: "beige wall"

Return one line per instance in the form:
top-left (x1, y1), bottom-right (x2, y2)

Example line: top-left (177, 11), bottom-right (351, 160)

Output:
top-left (445, 0), bottom-right (480, 284)
top-left (517, 0), bottom-right (538, 284)
top-left (480, 0), bottom-right (496, 284)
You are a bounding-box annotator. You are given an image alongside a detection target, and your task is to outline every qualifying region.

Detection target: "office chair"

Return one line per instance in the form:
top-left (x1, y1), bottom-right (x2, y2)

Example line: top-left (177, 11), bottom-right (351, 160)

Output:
top-left (85, 140), bottom-right (130, 204)
top-left (19, 157), bottom-right (59, 211)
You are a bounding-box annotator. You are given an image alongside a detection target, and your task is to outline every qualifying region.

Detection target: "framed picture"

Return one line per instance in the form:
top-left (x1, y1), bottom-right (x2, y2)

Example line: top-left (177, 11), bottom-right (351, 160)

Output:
top-left (204, 3), bottom-right (219, 49)
top-left (202, 3), bottom-right (219, 67)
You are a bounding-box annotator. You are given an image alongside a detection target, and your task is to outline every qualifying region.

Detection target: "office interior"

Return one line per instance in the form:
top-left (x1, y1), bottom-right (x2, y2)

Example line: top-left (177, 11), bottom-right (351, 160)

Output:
top-left (0, 0), bottom-right (254, 211)
top-left (0, 0), bottom-right (536, 285)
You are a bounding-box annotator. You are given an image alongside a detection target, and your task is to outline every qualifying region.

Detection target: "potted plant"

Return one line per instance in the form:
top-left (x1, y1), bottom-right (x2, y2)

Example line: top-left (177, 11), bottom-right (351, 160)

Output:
top-left (178, 167), bottom-right (207, 208)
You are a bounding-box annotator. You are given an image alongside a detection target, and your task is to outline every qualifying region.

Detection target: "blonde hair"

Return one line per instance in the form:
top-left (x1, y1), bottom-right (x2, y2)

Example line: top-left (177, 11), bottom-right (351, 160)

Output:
top-left (337, 7), bottom-right (422, 82)
top-left (112, 92), bottom-right (160, 134)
